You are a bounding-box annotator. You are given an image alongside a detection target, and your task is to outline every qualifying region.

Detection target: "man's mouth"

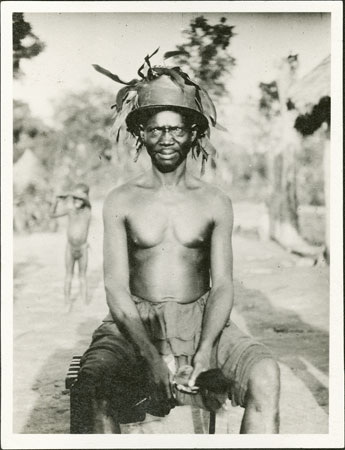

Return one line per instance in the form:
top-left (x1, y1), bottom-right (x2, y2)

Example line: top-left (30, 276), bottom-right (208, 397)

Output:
top-left (156, 151), bottom-right (179, 160)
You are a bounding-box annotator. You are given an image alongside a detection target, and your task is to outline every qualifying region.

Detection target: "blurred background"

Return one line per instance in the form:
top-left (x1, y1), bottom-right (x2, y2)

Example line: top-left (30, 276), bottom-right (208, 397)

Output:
top-left (10, 11), bottom-right (334, 435)
top-left (13, 12), bottom-right (330, 261)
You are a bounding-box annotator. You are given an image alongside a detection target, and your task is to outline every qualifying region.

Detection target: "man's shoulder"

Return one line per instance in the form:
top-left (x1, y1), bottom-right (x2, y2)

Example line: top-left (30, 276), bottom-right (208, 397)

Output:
top-left (197, 180), bottom-right (233, 207)
top-left (103, 175), bottom-right (144, 211)
top-left (195, 181), bottom-right (233, 225)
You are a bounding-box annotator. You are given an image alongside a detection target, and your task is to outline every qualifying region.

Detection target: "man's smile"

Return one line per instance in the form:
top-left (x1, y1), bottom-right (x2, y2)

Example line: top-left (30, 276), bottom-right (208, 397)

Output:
top-left (156, 150), bottom-right (179, 160)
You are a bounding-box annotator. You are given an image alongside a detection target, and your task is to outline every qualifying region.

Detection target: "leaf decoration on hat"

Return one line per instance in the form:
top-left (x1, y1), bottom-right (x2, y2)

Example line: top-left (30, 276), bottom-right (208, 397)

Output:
top-left (191, 139), bottom-right (210, 175)
top-left (115, 85), bottom-right (136, 110)
top-left (215, 122), bottom-right (228, 132)
top-left (203, 136), bottom-right (217, 158)
top-left (138, 47), bottom-right (160, 79)
top-left (198, 88), bottom-right (217, 126)
top-left (92, 64), bottom-right (137, 86)
top-left (133, 136), bottom-right (144, 162)
top-left (93, 49), bottom-right (223, 173)
top-left (111, 89), bottom-right (139, 142)
top-left (163, 50), bottom-right (190, 60)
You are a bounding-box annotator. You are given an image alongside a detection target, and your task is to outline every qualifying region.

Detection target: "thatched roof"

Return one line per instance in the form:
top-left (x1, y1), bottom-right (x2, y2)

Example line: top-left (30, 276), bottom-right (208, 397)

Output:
top-left (288, 55), bottom-right (330, 113)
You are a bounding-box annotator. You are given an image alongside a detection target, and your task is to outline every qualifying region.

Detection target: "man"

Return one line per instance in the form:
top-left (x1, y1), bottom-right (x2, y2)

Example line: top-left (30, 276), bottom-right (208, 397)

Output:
top-left (73, 64), bottom-right (280, 433)
top-left (50, 183), bottom-right (91, 311)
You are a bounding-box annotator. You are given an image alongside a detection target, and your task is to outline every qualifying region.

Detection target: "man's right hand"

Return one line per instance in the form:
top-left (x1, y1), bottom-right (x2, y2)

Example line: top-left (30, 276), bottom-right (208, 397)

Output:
top-left (145, 355), bottom-right (175, 417)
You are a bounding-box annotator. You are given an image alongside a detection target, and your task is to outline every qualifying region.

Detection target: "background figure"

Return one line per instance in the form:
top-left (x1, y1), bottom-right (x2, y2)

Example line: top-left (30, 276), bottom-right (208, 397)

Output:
top-left (50, 183), bottom-right (91, 311)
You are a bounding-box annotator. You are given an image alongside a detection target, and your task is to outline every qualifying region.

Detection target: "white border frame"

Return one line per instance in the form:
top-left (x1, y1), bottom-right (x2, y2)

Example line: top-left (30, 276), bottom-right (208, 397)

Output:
top-left (1, 2), bottom-right (343, 448)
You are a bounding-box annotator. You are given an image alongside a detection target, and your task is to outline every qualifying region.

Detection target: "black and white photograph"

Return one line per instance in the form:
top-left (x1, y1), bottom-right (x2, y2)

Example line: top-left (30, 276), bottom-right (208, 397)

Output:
top-left (1, 1), bottom-right (343, 448)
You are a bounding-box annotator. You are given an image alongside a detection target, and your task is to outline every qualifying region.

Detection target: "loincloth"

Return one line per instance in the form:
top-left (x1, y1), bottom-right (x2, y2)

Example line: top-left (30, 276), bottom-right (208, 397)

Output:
top-left (80, 291), bottom-right (273, 410)
top-left (131, 292), bottom-right (208, 359)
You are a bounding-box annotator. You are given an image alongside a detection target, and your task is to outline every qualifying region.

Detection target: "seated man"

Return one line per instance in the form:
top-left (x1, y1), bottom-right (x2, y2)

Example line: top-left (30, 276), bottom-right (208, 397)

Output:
top-left (73, 62), bottom-right (280, 433)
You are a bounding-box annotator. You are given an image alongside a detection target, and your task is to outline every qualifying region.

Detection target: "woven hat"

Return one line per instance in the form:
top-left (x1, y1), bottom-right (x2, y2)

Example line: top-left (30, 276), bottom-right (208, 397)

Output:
top-left (93, 49), bottom-right (221, 173)
top-left (125, 73), bottom-right (210, 135)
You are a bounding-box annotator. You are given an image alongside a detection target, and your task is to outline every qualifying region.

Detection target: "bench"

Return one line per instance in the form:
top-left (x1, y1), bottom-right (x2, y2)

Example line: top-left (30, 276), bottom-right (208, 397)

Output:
top-left (65, 356), bottom-right (216, 434)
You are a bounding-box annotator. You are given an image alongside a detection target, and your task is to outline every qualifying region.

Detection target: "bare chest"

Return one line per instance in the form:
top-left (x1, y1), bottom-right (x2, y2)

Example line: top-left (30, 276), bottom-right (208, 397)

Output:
top-left (68, 210), bottom-right (90, 233)
top-left (125, 195), bottom-right (213, 249)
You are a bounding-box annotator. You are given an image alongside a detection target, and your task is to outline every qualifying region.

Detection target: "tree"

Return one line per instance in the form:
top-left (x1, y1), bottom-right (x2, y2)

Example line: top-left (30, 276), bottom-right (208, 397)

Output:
top-left (167, 16), bottom-right (236, 99)
top-left (51, 86), bottom-right (116, 189)
top-left (13, 99), bottom-right (51, 162)
top-left (13, 12), bottom-right (45, 78)
top-left (164, 16), bottom-right (237, 180)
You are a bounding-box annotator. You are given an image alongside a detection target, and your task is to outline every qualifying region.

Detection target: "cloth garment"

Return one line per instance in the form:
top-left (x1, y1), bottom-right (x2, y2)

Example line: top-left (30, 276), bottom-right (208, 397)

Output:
top-left (77, 291), bottom-right (273, 420)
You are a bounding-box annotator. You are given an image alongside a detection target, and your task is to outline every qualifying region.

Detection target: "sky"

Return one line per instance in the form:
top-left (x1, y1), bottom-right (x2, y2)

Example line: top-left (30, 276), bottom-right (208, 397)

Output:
top-left (13, 12), bottom-right (331, 123)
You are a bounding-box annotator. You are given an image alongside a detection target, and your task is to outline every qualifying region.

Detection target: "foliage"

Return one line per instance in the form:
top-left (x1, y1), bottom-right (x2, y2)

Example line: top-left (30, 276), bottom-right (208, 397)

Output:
top-left (294, 97), bottom-right (330, 136)
top-left (13, 99), bottom-right (52, 164)
top-left (168, 16), bottom-right (236, 98)
top-left (13, 13), bottom-right (45, 78)
top-left (258, 81), bottom-right (280, 119)
top-left (51, 86), bottom-right (115, 189)
top-left (13, 100), bottom-right (58, 233)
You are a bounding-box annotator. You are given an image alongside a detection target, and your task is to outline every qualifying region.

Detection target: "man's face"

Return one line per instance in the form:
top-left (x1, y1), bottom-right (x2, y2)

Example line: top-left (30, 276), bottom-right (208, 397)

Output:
top-left (140, 110), bottom-right (197, 173)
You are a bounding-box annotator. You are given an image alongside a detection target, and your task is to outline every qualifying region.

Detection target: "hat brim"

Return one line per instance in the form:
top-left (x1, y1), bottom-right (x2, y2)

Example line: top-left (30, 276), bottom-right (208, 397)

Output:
top-left (126, 105), bottom-right (209, 135)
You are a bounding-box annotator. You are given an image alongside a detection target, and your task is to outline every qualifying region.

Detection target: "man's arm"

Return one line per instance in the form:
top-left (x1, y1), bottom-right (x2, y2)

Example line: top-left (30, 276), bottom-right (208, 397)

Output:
top-left (103, 189), bottom-right (173, 409)
top-left (49, 196), bottom-right (70, 218)
top-left (189, 191), bottom-right (234, 386)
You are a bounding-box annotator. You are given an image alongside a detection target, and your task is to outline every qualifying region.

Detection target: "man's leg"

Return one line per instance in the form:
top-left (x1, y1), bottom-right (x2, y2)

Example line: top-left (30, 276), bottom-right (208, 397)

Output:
top-left (91, 398), bottom-right (121, 434)
top-left (64, 245), bottom-right (75, 311)
top-left (240, 358), bottom-right (280, 433)
top-left (78, 247), bottom-right (88, 304)
top-left (217, 321), bottom-right (280, 434)
top-left (71, 371), bottom-right (121, 434)
top-left (72, 322), bottom-right (147, 434)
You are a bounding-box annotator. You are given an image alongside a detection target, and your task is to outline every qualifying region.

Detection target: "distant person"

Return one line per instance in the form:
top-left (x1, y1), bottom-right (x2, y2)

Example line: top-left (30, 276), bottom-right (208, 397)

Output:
top-left (50, 183), bottom-right (91, 311)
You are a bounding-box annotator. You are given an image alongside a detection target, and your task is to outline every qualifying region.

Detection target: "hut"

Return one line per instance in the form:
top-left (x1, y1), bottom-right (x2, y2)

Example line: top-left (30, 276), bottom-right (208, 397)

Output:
top-left (288, 55), bottom-right (331, 261)
top-left (288, 55), bottom-right (330, 114)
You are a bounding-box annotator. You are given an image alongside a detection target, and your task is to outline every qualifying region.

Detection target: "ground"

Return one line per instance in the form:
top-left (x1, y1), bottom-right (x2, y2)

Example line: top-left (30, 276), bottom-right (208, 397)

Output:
top-left (13, 201), bottom-right (329, 434)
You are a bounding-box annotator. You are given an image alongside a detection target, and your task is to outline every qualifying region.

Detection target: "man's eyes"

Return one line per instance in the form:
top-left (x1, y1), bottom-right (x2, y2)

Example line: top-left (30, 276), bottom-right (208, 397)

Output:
top-left (148, 127), bottom-right (186, 136)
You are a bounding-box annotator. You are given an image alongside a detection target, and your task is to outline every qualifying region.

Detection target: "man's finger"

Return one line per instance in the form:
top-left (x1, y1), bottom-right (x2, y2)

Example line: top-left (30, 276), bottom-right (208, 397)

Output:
top-left (188, 365), bottom-right (205, 387)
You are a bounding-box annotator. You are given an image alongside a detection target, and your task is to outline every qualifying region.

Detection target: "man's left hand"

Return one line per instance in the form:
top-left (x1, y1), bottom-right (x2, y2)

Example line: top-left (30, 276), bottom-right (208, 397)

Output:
top-left (188, 347), bottom-right (212, 388)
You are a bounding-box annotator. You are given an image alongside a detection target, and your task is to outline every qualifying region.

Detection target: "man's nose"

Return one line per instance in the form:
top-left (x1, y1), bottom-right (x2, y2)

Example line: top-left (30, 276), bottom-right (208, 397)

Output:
top-left (160, 128), bottom-right (174, 144)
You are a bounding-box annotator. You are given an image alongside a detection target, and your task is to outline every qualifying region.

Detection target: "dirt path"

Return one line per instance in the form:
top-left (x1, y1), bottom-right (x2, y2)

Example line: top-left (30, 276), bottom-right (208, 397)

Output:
top-left (13, 201), bottom-right (329, 434)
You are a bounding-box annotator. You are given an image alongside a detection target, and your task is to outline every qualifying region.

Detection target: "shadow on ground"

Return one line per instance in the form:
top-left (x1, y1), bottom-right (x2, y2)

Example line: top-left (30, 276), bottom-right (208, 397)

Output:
top-left (234, 280), bottom-right (329, 413)
top-left (21, 319), bottom-right (98, 434)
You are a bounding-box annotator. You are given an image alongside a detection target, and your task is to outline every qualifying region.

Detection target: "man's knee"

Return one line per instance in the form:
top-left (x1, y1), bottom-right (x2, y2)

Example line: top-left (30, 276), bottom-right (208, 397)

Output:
top-left (246, 358), bottom-right (280, 409)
